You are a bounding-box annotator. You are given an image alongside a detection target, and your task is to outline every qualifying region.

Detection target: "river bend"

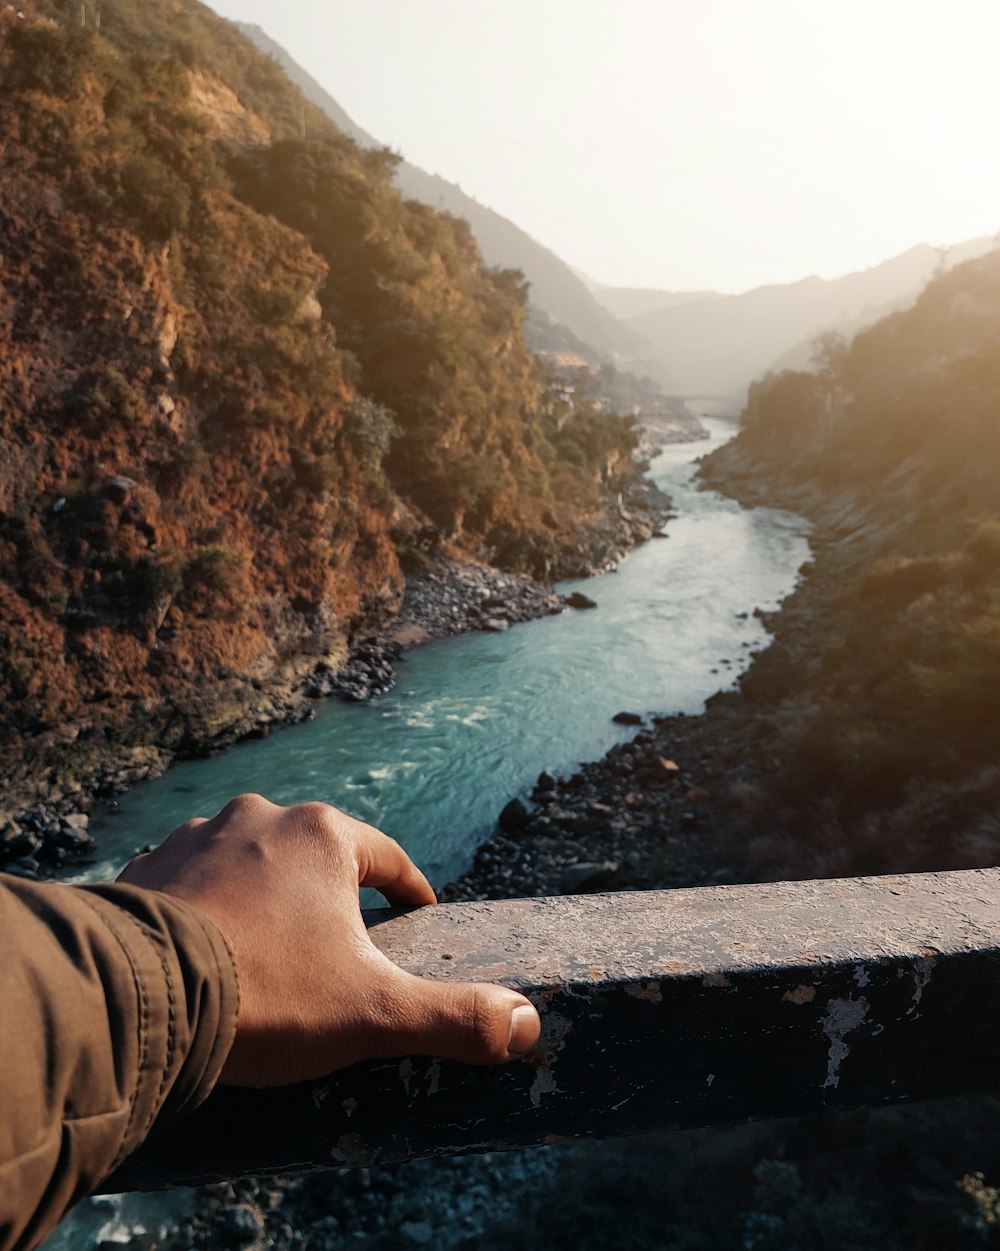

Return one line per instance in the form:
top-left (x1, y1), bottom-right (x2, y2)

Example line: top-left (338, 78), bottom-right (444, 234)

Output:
top-left (73, 411), bottom-right (810, 894)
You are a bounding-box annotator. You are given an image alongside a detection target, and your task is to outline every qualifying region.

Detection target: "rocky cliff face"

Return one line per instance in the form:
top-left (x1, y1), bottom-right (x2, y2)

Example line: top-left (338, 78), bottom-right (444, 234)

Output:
top-left (0, 20), bottom-right (400, 819)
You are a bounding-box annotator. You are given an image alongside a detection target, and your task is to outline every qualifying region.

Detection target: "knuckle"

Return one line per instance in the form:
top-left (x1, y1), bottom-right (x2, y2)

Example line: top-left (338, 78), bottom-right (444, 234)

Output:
top-left (175, 818), bottom-right (206, 837)
top-left (221, 792), bottom-right (269, 818)
top-left (381, 833), bottom-right (404, 858)
top-left (297, 800), bottom-right (333, 821)
top-left (295, 801), bottom-right (342, 838)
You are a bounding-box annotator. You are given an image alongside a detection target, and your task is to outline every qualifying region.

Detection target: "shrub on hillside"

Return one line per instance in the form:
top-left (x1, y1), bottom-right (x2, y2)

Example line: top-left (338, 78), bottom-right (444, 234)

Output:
top-left (65, 366), bottom-right (145, 432)
top-left (180, 545), bottom-right (247, 614)
top-left (119, 153), bottom-right (192, 240)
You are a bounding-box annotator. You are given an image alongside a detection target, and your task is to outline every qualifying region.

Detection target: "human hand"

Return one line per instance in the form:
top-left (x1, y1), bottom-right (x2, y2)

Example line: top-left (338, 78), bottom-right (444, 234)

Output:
top-left (117, 793), bottom-right (540, 1086)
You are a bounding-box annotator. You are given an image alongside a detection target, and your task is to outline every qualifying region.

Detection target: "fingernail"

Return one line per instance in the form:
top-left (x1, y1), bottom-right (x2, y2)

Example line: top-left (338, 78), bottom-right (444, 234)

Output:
top-left (507, 1003), bottom-right (539, 1057)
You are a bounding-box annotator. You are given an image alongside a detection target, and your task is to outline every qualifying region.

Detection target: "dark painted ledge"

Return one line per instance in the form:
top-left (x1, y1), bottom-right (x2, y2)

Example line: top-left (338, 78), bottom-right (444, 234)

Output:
top-left (108, 868), bottom-right (1000, 1191)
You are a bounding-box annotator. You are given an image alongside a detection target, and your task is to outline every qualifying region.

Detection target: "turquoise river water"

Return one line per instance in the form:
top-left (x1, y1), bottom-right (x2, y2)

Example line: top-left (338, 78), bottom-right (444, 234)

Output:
top-left (69, 410), bottom-right (810, 895)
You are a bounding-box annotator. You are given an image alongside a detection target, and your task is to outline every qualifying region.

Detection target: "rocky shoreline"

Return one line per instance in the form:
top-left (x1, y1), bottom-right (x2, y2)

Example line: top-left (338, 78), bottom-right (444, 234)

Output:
top-left (0, 473), bottom-right (670, 879)
top-left (439, 695), bottom-right (758, 905)
top-left (307, 471), bottom-right (670, 704)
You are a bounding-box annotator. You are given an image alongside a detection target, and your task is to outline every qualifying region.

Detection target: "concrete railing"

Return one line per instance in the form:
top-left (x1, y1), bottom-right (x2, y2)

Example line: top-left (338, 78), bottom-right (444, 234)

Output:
top-left (108, 868), bottom-right (1000, 1191)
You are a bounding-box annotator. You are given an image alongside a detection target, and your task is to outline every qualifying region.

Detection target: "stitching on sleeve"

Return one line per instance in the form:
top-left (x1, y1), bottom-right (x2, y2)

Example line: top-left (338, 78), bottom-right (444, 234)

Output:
top-left (74, 892), bottom-right (151, 1173)
top-left (141, 940), bottom-right (177, 1143)
top-left (185, 908), bottom-right (240, 1094)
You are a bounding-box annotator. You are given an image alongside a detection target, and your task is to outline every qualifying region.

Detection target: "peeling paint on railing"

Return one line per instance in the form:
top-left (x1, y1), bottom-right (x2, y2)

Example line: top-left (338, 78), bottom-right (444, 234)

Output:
top-left (107, 868), bottom-right (1000, 1192)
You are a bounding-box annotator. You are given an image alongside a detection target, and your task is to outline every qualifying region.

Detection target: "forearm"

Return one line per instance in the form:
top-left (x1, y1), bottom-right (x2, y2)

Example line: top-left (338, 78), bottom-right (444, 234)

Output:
top-left (0, 877), bottom-right (239, 1251)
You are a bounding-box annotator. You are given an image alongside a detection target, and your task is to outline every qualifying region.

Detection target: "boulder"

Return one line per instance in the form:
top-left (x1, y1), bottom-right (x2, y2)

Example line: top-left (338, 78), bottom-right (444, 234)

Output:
top-left (565, 591), bottom-right (598, 610)
top-left (612, 711), bottom-right (643, 726)
top-left (637, 757), bottom-right (682, 788)
top-left (6, 856), bottom-right (40, 879)
top-left (400, 1221), bottom-right (434, 1246)
top-left (559, 860), bottom-right (620, 895)
top-left (51, 820), bottom-right (94, 852)
top-left (218, 1204), bottom-right (263, 1246)
top-left (498, 797), bottom-right (530, 833)
top-left (568, 814), bottom-right (607, 837)
top-left (104, 475), bottom-right (137, 503)
top-left (3, 830), bottom-right (41, 858)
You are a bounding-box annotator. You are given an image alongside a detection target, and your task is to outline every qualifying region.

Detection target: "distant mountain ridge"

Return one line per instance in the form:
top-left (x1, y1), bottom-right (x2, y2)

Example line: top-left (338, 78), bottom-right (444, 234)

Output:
top-left (237, 24), bottom-right (996, 403)
top-left (235, 23), bottom-right (644, 363)
top-left (589, 238), bottom-right (999, 397)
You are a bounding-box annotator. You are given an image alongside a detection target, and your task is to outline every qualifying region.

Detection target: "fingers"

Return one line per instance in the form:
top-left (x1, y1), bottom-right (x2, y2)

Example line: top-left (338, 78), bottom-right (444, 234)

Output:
top-left (126, 789), bottom-right (543, 1085)
top-left (351, 820), bottom-right (437, 908)
top-left (243, 797), bottom-right (434, 907)
top-left (357, 963), bottom-right (541, 1065)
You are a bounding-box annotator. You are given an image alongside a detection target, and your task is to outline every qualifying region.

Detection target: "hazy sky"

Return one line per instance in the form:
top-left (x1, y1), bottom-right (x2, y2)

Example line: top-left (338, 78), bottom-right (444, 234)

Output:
top-left (207, 0), bottom-right (1000, 294)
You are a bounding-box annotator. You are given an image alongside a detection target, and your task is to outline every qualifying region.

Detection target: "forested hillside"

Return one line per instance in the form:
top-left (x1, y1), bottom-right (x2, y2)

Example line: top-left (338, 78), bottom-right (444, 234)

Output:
top-left (0, 1), bottom-right (644, 819)
top-left (234, 22), bottom-right (646, 364)
top-left (701, 248), bottom-right (1000, 879)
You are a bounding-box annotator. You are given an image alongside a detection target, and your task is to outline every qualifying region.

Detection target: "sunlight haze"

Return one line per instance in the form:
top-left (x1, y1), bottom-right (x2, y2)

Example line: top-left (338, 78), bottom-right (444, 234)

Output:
top-left (207, 0), bottom-right (1000, 293)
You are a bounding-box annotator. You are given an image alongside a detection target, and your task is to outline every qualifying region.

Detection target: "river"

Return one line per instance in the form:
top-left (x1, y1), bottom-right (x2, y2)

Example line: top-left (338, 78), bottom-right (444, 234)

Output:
top-left (68, 410), bottom-right (810, 897)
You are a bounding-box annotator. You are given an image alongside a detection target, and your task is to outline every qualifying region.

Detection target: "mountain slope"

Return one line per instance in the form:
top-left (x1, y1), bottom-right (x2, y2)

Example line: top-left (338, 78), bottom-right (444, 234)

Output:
top-left (588, 284), bottom-right (723, 322)
top-left (697, 246), bottom-right (1000, 880)
top-left (235, 23), bottom-right (645, 363)
top-left (0, 3), bottom-right (647, 830)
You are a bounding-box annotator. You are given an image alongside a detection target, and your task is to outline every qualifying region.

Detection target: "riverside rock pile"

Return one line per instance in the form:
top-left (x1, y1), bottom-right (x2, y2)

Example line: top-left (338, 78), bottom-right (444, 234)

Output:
top-left (493, 476), bottom-right (672, 580)
top-left (0, 809), bottom-right (94, 880)
top-left (0, 748), bottom-right (169, 880)
top-left (440, 708), bottom-right (745, 904)
top-left (266, 544), bottom-right (608, 714)
top-left (293, 561), bottom-right (577, 708)
top-left (394, 562), bottom-right (566, 641)
top-left (302, 639), bottom-right (404, 704)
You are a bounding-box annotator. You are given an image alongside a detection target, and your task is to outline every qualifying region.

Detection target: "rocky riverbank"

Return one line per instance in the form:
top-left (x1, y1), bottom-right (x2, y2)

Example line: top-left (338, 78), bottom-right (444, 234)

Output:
top-left (133, 1146), bottom-right (562, 1251)
top-left (304, 470), bottom-right (671, 704)
top-left (438, 701), bottom-right (749, 904)
top-left (0, 473), bottom-right (670, 879)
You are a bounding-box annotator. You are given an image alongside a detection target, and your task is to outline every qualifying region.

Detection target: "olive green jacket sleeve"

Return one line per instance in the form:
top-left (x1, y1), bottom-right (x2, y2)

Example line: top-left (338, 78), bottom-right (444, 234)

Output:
top-left (0, 876), bottom-right (240, 1251)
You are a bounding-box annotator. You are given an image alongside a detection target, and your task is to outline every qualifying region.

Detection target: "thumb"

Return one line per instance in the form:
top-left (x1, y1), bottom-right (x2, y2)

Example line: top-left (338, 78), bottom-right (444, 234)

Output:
top-left (362, 967), bottom-right (541, 1066)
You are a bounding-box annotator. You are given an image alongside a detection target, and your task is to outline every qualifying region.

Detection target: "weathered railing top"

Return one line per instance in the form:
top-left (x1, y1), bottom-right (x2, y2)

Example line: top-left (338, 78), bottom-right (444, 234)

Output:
top-left (109, 868), bottom-right (1000, 1191)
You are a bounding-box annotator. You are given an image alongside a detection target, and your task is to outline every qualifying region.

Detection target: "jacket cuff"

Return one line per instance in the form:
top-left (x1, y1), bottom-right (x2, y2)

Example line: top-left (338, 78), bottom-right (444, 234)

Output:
top-left (78, 883), bottom-right (240, 1163)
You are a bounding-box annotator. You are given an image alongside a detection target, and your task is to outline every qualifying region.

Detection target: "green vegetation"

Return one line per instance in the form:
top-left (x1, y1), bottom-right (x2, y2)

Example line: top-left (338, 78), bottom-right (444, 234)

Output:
top-left (227, 136), bottom-right (634, 531)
